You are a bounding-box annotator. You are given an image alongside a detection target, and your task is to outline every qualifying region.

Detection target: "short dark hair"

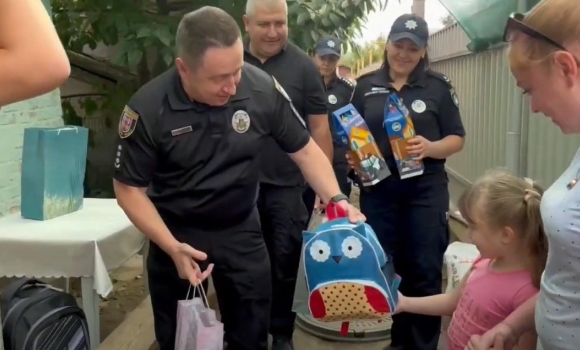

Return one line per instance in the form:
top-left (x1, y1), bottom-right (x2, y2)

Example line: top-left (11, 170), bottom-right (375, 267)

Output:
top-left (175, 6), bottom-right (241, 66)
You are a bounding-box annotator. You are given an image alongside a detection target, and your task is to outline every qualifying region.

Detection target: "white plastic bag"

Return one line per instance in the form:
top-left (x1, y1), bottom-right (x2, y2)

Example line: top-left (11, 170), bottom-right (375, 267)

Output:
top-left (444, 242), bottom-right (479, 293)
top-left (175, 285), bottom-right (224, 350)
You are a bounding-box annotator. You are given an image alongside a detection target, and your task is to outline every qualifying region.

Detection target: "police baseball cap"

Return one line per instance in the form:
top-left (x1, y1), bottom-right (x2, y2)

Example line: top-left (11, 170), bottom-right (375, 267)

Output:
top-left (388, 14), bottom-right (429, 47)
top-left (314, 36), bottom-right (341, 57)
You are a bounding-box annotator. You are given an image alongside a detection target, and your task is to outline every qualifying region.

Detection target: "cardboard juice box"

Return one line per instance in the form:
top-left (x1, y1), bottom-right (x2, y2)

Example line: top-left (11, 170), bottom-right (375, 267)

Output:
top-left (384, 94), bottom-right (424, 179)
top-left (332, 104), bottom-right (390, 187)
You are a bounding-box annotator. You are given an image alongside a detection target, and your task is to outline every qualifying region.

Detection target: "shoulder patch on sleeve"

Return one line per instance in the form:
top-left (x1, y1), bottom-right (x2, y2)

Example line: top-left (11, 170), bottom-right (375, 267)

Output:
top-left (427, 70), bottom-right (459, 107)
top-left (119, 105), bottom-right (139, 139)
top-left (272, 76), bottom-right (306, 128)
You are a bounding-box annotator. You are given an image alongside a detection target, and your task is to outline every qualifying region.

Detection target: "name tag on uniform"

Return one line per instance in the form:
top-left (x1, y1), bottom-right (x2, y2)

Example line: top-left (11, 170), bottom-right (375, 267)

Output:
top-left (171, 126), bottom-right (193, 136)
top-left (364, 87), bottom-right (389, 97)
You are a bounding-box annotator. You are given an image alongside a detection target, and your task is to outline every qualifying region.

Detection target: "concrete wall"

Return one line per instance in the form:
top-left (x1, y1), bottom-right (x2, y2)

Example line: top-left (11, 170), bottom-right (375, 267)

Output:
top-left (0, 93), bottom-right (64, 216)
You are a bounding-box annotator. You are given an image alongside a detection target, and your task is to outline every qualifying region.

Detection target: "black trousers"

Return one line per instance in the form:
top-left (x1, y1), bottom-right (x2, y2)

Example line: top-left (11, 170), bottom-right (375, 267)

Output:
top-left (257, 183), bottom-right (308, 338)
top-left (147, 209), bottom-right (271, 350)
top-left (359, 174), bottom-right (450, 350)
top-left (303, 147), bottom-right (352, 222)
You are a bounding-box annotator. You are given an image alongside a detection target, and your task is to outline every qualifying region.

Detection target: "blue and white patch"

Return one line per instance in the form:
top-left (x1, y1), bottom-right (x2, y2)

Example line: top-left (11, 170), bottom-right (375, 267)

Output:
top-left (451, 89), bottom-right (459, 107)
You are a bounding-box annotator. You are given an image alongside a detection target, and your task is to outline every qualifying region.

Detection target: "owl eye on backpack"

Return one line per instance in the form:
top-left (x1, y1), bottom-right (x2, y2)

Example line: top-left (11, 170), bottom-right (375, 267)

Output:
top-left (301, 204), bottom-right (401, 335)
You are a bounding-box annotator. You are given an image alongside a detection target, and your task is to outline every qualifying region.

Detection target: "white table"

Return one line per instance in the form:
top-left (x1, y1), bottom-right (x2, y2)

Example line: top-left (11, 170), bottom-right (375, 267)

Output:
top-left (0, 198), bottom-right (146, 350)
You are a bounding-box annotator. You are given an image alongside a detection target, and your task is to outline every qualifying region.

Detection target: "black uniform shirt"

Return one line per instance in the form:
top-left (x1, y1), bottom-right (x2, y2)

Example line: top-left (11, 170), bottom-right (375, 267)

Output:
top-left (351, 67), bottom-right (465, 179)
top-left (326, 75), bottom-right (355, 146)
top-left (244, 41), bottom-right (327, 186)
top-left (113, 64), bottom-right (310, 228)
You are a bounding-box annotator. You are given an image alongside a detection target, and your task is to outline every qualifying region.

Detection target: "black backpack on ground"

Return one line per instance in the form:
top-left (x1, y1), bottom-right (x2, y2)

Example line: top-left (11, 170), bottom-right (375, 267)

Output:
top-left (1, 278), bottom-right (90, 350)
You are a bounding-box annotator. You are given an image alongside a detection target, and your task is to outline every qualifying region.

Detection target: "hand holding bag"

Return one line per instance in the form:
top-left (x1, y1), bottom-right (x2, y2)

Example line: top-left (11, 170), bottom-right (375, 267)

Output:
top-left (175, 284), bottom-right (224, 350)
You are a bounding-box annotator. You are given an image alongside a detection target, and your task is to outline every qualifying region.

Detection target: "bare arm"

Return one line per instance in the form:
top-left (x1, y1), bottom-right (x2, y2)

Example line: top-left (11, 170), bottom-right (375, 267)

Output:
top-left (113, 181), bottom-right (179, 254)
top-left (398, 270), bottom-right (467, 316)
top-left (512, 331), bottom-right (537, 350)
top-left (308, 115), bottom-right (333, 161)
top-left (504, 292), bottom-right (538, 337)
top-left (0, 0), bottom-right (70, 106)
top-left (429, 135), bottom-right (464, 159)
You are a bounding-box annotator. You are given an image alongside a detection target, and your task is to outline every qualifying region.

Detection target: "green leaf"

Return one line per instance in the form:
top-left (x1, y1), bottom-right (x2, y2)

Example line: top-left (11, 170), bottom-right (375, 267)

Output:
top-left (155, 26), bottom-right (173, 47)
top-left (136, 26), bottom-right (152, 38)
top-left (127, 50), bottom-right (144, 69)
top-left (297, 12), bottom-right (309, 25)
top-left (163, 50), bottom-right (174, 67)
top-left (329, 13), bottom-right (341, 26)
top-left (82, 99), bottom-right (99, 116)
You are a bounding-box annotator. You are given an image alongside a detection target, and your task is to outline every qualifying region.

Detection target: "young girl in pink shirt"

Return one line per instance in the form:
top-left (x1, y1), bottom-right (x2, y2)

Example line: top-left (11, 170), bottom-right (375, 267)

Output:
top-left (396, 170), bottom-right (546, 350)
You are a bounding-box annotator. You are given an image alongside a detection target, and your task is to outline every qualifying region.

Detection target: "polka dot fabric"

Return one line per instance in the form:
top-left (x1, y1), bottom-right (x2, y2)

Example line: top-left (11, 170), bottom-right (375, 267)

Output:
top-left (536, 147), bottom-right (580, 350)
top-left (309, 282), bottom-right (390, 322)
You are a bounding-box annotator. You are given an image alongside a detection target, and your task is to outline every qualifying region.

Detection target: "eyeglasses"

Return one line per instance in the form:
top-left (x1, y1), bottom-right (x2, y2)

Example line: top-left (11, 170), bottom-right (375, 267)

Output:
top-left (503, 12), bottom-right (565, 50)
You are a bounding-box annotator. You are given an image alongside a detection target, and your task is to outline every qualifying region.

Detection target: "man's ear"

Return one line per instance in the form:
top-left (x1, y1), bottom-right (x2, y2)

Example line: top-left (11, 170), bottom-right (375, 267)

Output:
top-left (242, 15), bottom-right (250, 31)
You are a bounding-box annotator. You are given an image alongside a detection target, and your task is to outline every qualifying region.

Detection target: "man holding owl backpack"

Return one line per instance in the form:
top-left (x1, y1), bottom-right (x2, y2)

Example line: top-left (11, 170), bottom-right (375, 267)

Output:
top-left (112, 7), bottom-right (363, 350)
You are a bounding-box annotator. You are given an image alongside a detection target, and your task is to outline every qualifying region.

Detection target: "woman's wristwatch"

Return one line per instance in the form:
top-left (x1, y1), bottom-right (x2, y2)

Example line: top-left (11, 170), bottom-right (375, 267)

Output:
top-left (329, 194), bottom-right (350, 203)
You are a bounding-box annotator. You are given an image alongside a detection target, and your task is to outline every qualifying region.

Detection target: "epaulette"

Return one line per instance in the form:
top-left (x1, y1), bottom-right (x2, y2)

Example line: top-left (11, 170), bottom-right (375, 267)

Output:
top-left (426, 70), bottom-right (453, 88)
top-left (337, 76), bottom-right (355, 89)
top-left (427, 70), bottom-right (459, 107)
top-left (356, 68), bottom-right (382, 83)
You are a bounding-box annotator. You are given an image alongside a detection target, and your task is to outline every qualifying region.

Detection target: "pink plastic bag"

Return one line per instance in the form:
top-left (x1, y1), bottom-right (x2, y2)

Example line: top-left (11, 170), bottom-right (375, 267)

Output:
top-left (175, 285), bottom-right (224, 350)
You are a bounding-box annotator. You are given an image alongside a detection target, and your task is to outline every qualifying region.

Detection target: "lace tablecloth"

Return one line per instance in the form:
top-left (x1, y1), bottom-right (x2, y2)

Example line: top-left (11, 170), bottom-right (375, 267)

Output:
top-left (0, 198), bottom-right (145, 297)
top-left (0, 198), bottom-right (145, 349)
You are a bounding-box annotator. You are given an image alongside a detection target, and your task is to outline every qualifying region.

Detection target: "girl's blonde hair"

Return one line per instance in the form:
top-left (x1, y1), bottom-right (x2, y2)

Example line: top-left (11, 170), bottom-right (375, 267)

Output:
top-left (458, 170), bottom-right (547, 288)
top-left (508, 0), bottom-right (580, 70)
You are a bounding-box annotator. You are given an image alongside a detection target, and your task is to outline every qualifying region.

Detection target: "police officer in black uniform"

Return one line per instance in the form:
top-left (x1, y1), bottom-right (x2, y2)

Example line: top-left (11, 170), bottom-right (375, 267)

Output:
top-left (303, 36), bottom-right (355, 221)
top-left (349, 14), bottom-right (465, 350)
top-left (242, 1), bottom-right (331, 349)
top-left (112, 7), bottom-right (363, 350)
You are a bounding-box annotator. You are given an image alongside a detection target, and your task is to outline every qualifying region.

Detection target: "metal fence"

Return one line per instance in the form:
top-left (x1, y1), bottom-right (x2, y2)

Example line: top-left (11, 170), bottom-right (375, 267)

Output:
top-left (429, 23), bottom-right (580, 189)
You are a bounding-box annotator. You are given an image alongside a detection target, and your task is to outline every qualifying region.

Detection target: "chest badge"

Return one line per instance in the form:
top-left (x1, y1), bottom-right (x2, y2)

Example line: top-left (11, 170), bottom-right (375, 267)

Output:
top-left (232, 110), bottom-right (250, 133)
top-left (411, 100), bottom-right (426, 113)
top-left (328, 94), bottom-right (337, 105)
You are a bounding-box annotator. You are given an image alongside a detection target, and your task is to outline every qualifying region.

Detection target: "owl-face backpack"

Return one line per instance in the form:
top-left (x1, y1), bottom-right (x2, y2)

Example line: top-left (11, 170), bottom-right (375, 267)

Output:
top-left (302, 204), bottom-right (401, 335)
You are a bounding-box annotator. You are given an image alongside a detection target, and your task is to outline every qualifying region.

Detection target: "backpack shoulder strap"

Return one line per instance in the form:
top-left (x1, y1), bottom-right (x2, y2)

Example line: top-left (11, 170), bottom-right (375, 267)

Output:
top-left (1, 278), bottom-right (45, 304)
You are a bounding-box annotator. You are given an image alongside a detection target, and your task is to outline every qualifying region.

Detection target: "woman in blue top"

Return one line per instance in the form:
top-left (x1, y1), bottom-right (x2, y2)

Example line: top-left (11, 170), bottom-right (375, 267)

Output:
top-left (349, 14), bottom-right (465, 350)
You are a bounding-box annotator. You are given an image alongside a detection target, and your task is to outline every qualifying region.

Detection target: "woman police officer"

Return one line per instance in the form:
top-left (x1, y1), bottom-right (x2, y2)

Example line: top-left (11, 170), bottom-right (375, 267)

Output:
top-left (349, 14), bottom-right (465, 350)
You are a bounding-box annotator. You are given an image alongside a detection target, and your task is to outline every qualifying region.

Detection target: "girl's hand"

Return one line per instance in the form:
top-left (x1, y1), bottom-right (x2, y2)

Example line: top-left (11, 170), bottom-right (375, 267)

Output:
top-left (466, 323), bottom-right (518, 350)
top-left (393, 292), bottom-right (406, 315)
top-left (345, 152), bottom-right (355, 169)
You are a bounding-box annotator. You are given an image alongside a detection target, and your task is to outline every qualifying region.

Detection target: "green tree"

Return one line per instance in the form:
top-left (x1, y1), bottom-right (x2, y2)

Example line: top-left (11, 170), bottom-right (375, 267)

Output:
top-left (440, 14), bottom-right (456, 26)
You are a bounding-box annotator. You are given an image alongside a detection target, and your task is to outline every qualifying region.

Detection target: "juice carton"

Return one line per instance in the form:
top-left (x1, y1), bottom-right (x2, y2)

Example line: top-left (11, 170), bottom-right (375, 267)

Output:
top-left (332, 104), bottom-right (390, 187)
top-left (384, 94), bottom-right (424, 179)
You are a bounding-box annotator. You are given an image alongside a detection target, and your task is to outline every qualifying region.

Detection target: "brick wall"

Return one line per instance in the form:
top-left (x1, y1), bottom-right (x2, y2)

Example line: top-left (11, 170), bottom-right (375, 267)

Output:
top-left (0, 92), bottom-right (64, 216)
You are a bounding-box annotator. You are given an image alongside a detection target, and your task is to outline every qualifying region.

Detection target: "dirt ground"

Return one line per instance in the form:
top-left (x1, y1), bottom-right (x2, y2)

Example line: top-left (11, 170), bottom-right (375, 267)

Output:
top-left (67, 255), bottom-right (147, 342)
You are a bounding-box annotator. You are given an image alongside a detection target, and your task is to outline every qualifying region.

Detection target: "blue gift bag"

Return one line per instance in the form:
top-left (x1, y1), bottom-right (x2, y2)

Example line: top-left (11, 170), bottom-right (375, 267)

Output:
top-left (20, 126), bottom-right (89, 220)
